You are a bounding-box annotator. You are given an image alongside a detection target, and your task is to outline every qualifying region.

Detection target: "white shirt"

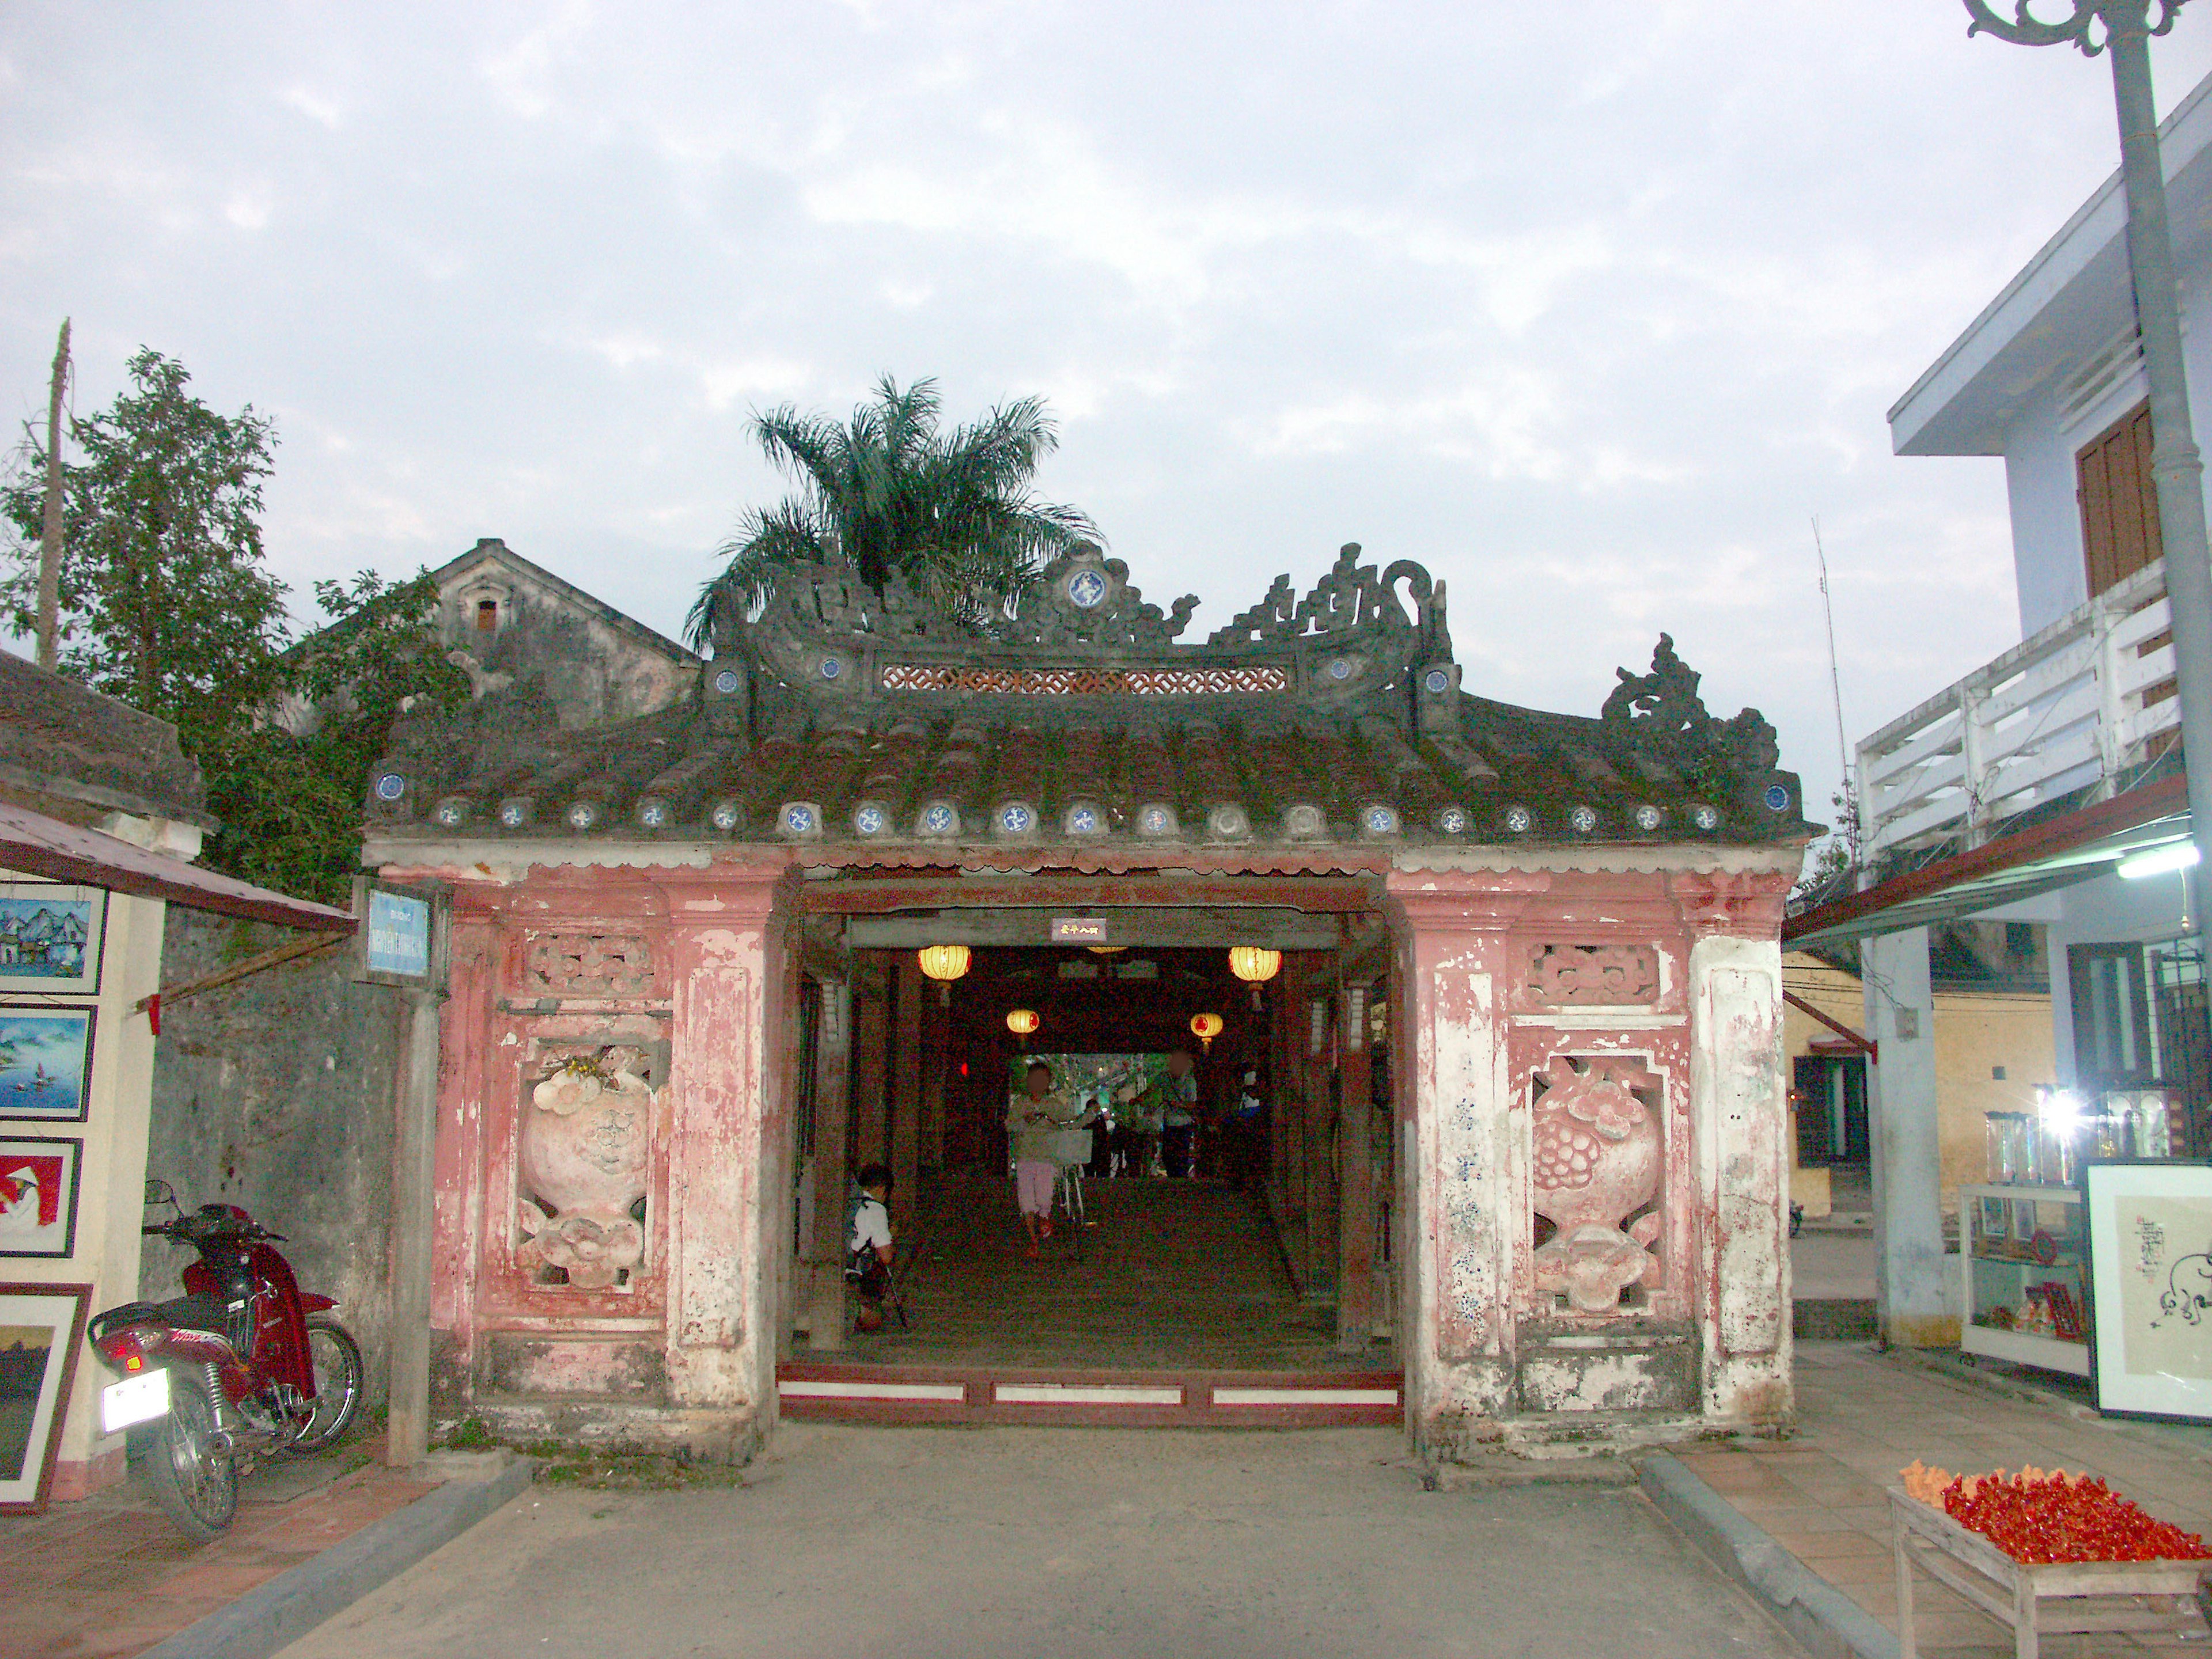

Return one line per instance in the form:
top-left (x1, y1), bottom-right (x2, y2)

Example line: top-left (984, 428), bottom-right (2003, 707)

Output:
top-left (849, 1195), bottom-right (891, 1255)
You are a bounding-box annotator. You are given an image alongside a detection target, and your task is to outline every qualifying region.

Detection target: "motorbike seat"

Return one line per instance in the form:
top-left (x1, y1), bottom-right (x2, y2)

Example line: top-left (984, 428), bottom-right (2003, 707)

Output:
top-left (157, 1293), bottom-right (235, 1335)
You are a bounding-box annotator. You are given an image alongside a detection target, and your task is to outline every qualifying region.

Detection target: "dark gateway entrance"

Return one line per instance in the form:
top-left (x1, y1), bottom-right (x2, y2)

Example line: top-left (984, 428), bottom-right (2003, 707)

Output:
top-left (782, 894), bottom-right (1402, 1426)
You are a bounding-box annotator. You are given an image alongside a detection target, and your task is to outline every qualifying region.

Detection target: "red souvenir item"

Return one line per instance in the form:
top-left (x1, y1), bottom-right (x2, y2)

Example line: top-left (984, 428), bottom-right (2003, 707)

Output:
top-left (1908, 1467), bottom-right (2212, 1565)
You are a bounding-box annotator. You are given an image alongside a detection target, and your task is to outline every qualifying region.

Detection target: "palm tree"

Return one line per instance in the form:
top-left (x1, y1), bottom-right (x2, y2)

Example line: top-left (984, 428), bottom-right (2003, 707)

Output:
top-left (687, 375), bottom-right (1099, 649)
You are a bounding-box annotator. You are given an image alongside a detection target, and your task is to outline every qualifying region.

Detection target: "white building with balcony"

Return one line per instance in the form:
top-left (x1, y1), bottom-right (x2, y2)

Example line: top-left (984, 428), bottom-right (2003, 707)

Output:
top-left (1787, 70), bottom-right (2212, 1361)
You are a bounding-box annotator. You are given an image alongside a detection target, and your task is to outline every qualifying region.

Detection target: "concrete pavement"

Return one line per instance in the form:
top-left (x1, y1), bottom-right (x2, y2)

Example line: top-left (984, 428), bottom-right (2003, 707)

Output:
top-left (278, 1425), bottom-right (1805, 1659)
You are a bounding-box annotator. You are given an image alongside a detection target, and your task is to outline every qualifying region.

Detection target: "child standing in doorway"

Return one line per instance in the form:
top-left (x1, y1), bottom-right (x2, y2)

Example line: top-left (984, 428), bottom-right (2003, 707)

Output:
top-left (1006, 1061), bottom-right (1082, 1257)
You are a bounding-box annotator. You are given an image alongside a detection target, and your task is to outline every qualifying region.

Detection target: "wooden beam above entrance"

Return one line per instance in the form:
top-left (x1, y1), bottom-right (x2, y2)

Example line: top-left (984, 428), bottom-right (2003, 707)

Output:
top-left (845, 907), bottom-right (1343, 950)
top-left (798, 874), bottom-right (1379, 916)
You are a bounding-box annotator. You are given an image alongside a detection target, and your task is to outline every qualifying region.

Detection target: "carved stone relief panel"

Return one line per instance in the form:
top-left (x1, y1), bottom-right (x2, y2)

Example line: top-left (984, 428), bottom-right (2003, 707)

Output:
top-left (1527, 943), bottom-right (1659, 1006)
top-left (1529, 1054), bottom-right (1665, 1313)
top-left (516, 1046), bottom-right (655, 1290)
top-left (524, 933), bottom-right (655, 999)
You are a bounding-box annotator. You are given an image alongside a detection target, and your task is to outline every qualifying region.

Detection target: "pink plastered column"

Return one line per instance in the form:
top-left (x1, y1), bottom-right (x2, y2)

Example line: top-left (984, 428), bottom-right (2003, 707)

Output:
top-left (1673, 870), bottom-right (1794, 1430)
top-left (659, 866), bottom-right (793, 1449)
top-left (1387, 870), bottom-right (1547, 1459)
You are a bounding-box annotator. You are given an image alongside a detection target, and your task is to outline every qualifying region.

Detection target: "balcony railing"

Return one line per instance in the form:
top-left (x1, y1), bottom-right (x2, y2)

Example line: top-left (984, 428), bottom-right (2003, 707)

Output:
top-left (1858, 558), bottom-right (2177, 861)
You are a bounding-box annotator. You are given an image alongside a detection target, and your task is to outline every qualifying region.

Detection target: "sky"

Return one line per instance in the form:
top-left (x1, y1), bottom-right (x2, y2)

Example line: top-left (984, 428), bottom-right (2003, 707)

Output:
top-left (6, 2), bottom-right (2212, 843)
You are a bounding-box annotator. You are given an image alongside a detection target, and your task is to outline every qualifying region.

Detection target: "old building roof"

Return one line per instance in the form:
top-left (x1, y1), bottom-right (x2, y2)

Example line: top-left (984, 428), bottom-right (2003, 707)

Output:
top-left (0, 650), bottom-right (213, 830)
top-left (365, 543), bottom-right (1812, 852)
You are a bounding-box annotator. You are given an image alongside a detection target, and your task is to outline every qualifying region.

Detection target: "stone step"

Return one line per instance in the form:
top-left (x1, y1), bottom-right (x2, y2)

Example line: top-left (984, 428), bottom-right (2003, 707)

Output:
top-left (778, 1359), bottom-right (1404, 1428)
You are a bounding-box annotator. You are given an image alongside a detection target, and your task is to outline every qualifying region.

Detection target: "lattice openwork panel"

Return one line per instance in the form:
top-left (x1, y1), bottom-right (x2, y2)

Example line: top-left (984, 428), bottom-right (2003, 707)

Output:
top-left (524, 933), bottom-right (655, 998)
top-left (1526, 943), bottom-right (1660, 1006)
top-left (878, 662), bottom-right (1290, 696)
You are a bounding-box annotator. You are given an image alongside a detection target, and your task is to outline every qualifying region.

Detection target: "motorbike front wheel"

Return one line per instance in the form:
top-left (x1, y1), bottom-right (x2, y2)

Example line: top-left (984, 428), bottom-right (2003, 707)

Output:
top-left (283, 1315), bottom-right (363, 1455)
top-left (131, 1370), bottom-right (237, 1543)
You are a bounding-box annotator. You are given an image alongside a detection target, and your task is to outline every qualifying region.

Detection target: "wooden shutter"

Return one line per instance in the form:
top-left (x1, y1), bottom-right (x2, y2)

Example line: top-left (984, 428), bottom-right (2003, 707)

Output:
top-left (2075, 400), bottom-right (2163, 599)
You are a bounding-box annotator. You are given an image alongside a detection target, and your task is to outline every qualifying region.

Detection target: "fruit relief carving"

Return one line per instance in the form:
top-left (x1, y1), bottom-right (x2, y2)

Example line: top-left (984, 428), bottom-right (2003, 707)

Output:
top-left (1529, 1054), bottom-right (1664, 1313)
top-left (516, 1047), bottom-right (654, 1290)
top-left (1527, 943), bottom-right (1660, 1006)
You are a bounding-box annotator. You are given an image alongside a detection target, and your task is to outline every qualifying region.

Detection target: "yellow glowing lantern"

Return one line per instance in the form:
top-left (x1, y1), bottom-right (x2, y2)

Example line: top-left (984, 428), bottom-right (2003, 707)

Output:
top-left (917, 944), bottom-right (971, 982)
top-left (1228, 945), bottom-right (1281, 1008)
top-left (1189, 1011), bottom-right (1225, 1052)
top-left (918, 943), bottom-right (971, 1006)
top-left (1006, 1008), bottom-right (1041, 1037)
top-left (1086, 944), bottom-right (1127, 956)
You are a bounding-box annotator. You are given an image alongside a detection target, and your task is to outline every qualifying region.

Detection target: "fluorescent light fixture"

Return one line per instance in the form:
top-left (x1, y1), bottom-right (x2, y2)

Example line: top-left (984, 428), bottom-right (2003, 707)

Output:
top-left (2118, 841), bottom-right (2201, 880)
top-left (2037, 1086), bottom-right (2084, 1132)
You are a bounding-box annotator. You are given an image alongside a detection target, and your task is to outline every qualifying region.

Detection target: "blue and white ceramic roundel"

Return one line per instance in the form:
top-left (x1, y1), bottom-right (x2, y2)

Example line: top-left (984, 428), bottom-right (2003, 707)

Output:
top-left (712, 802), bottom-right (740, 830)
top-left (1570, 805), bottom-right (1597, 833)
top-left (1000, 804), bottom-right (1033, 834)
top-left (640, 801), bottom-right (668, 827)
top-left (855, 805), bottom-right (887, 835)
top-left (1694, 804), bottom-right (1720, 831)
top-left (1140, 806), bottom-right (1172, 835)
top-left (923, 803), bottom-right (955, 834)
top-left (1424, 668), bottom-right (1450, 696)
top-left (1363, 805), bottom-right (1396, 835)
top-left (1068, 806), bottom-right (1100, 834)
top-left (1328, 658), bottom-right (1354, 681)
top-left (374, 772), bottom-right (406, 801)
top-left (1065, 570), bottom-right (1107, 609)
top-left (785, 804), bottom-right (817, 834)
top-left (1439, 806), bottom-right (1468, 834)
top-left (1506, 806), bottom-right (1532, 834)
top-left (1763, 784), bottom-right (1790, 813)
top-left (713, 668), bottom-right (741, 695)
top-left (819, 657), bottom-right (843, 680)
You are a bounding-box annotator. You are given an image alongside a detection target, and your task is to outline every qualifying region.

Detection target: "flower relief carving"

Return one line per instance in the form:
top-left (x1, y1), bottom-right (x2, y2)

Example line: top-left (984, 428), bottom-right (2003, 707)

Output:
top-left (516, 1047), bottom-right (654, 1290)
top-left (1529, 1054), bottom-right (1664, 1313)
top-left (1527, 943), bottom-right (1659, 1006)
top-left (525, 933), bottom-right (654, 999)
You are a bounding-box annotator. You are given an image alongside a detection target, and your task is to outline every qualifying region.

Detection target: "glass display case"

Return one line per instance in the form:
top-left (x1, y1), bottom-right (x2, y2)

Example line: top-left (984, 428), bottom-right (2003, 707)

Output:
top-left (1959, 1183), bottom-right (2090, 1378)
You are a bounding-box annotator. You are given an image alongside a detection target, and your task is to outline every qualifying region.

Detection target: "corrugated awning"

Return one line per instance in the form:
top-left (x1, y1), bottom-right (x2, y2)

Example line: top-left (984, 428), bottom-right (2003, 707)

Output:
top-left (0, 798), bottom-right (357, 933)
top-left (1783, 773), bottom-right (2188, 951)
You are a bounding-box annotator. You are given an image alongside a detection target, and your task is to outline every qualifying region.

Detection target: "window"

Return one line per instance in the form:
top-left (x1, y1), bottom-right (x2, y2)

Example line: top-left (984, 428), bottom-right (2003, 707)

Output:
top-left (475, 599), bottom-right (498, 632)
top-left (2075, 400), bottom-right (2162, 600)
top-left (2069, 943), bottom-right (2158, 1089)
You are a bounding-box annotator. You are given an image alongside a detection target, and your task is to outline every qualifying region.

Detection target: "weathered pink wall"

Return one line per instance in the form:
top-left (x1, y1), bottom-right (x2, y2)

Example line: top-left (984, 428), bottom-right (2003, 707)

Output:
top-left (398, 846), bottom-right (1791, 1463)
top-left (1387, 860), bottom-right (1794, 1461)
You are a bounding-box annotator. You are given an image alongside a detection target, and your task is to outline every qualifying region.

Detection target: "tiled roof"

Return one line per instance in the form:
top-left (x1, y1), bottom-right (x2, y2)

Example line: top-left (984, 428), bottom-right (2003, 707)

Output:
top-left (366, 544), bottom-right (1813, 850)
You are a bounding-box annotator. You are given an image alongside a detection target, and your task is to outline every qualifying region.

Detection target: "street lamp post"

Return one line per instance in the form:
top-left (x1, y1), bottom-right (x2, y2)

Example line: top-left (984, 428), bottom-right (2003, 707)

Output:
top-left (1964, 1), bottom-right (2212, 930)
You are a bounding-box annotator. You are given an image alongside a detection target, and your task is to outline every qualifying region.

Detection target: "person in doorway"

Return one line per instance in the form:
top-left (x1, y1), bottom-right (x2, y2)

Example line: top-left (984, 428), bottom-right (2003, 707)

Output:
top-left (1157, 1048), bottom-right (1200, 1178)
top-left (1006, 1061), bottom-right (1082, 1256)
top-left (846, 1163), bottom-right (895, 1333)
top-left (1224, 1065), bottom-right (1269, 1194)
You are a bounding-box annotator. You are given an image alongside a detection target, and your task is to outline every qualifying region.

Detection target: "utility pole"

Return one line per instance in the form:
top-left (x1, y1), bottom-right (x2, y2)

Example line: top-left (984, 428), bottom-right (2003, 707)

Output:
top-left (37, 319), bottom-right (69, 672)
top-left (1964, 1), bottom-right (2212, 929)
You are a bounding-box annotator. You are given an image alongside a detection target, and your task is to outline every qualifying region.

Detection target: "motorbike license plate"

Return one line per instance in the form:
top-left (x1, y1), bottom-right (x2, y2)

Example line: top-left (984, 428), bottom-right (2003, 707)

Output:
top-left (100, 1368), bottom-right (170, 1433)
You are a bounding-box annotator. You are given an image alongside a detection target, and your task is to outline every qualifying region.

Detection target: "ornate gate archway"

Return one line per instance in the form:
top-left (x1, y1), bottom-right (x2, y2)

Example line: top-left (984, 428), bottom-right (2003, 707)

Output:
top-left (364, 541), bottom-right (1809, 1464)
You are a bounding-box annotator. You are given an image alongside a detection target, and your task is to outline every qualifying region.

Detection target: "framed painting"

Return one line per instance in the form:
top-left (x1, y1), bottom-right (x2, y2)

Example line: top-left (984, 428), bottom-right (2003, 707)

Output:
top-left (0, 1282), bottom-right (89, 1513)
top-left (0, 1138), bottom-right (81, 1259)
top-left (0, 885), bottom-right (104, 996)
top-left (2083, 1158), bottom-right (2212, 1424)
top-left (0, 1008), bottom-right (94, 1124)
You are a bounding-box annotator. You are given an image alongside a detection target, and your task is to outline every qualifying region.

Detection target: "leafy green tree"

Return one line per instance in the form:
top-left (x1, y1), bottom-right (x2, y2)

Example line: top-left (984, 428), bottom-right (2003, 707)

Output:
top-left (688, 374), bottom-right (1098, 646)
top-left (0, 350), bottom-right (288, 760)
top-left (203, 571), bottom-right (468, 906)
top-left (2, 351), bottom-right (468, 906)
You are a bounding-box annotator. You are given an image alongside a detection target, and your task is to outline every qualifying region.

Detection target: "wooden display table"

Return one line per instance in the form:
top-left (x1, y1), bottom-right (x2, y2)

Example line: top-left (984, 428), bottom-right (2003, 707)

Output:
top-left (1889, 1487), bottom-right (2210, 1659)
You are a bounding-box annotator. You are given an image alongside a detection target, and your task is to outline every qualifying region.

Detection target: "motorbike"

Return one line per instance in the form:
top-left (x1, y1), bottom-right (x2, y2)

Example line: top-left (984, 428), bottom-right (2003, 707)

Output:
top-left (85, 1180), bottom-right (363, 1541)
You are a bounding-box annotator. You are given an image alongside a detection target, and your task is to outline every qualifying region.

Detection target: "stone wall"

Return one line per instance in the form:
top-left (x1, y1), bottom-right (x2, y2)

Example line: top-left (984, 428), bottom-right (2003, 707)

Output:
top-left (140, 911), bottom-right (407, 1411)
